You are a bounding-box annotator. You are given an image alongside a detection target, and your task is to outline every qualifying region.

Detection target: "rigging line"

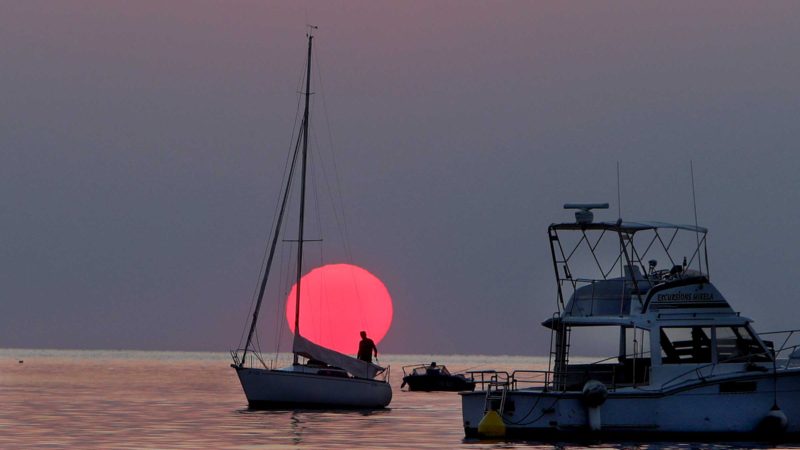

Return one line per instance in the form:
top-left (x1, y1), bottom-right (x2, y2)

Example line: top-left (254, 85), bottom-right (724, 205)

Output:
top-left (308, 143), bottom-right (324, 265)
top-left (319, 258), bottom-right (330, 343)
top-left (238, 120), bottom-right (300, 350)
top-left (254, 328), bottom-right (267, 369)
top-left (303, 139), bottom-right (325, 273)
top-left (304, 133), bottom-right (334, 343)
top-left (240, 116), bottom-right (305, 366)
top-left (690, 160), bottom-right (702, 273)
top-left (307, 143), bottom-right (329, 341)
top-left (309, 123), bottom-right (369, 333)
top-left (273, 238), bottom-right (291, 361)
top-left (275, 236), bottom-right (297, 363)
top-left (312, 56), bottom-right (370, 332)
top-left (617, 161), bottom-right (622, 221)
top-left (292, 33), bottom-right (314, 362)
top-left (237, 56), bottom-right (307, 351)
top-left (314, 47), bottom-right (357, 265)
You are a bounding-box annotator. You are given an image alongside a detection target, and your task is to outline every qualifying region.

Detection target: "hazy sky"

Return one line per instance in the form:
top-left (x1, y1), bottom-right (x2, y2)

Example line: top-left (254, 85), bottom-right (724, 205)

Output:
top-left (2, 1), bottom-right (800, 356)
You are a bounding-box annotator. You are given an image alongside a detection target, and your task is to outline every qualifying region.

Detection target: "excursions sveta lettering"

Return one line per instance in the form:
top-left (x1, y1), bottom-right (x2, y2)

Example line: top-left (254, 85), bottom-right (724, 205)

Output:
top-left (656, 292), bottom-right (715, 302)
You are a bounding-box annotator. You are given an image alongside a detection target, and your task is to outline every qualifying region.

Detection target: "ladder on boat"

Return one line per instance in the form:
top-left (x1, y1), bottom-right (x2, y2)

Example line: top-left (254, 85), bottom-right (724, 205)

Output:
top-left (483, 378), bottom-right (510, 415)
top-left (550, 319), bottom-right (571, 391)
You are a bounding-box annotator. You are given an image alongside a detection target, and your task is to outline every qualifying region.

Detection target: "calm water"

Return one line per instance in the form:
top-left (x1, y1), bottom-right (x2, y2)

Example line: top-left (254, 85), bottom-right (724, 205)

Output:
top-left (0, 349), bottom-right (788, 449)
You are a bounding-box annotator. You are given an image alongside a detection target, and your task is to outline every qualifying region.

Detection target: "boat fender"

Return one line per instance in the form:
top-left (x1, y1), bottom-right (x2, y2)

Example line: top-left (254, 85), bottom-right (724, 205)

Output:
top-left (582, 380), bottom-right (607, 431)
top-left (477, 410), bottom-right (506, 438)
top-left (759, 405), bottom-right (788, 435)
top-left (581, 380), bottom-right (607, 407)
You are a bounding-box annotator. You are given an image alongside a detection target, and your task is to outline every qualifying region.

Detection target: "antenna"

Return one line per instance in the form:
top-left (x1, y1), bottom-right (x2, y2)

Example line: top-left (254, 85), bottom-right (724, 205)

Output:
top-left (306, 24), bottom-right (318, 37)
top-left (690, 160), bottom-right (702, 272)
top-left (616, 161), bottom-right (622, 220)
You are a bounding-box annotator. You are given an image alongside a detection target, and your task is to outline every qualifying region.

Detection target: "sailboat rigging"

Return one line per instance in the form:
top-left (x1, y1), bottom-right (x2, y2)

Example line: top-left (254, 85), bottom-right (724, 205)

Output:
top-left (231, 31), bottom-right (392, 409)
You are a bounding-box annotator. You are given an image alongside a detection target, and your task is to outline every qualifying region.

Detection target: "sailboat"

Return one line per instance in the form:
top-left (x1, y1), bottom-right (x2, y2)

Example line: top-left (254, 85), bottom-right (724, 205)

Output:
top-left (230, 31), bottom-right (392, 408)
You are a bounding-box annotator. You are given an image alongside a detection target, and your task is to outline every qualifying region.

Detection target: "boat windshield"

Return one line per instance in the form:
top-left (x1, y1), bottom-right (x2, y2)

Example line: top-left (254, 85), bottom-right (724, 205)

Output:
top-left (660, 327), bottom-right (713, 364)
top-left (412, 365), bottom-right (451, 376)
top-left (716, 326), bottom-right (772, 363)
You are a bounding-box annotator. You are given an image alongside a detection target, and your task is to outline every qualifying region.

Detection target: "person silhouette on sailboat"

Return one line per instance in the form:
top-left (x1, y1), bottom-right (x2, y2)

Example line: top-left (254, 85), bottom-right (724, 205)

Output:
top-left (357, 331), bottom-right (378, 363)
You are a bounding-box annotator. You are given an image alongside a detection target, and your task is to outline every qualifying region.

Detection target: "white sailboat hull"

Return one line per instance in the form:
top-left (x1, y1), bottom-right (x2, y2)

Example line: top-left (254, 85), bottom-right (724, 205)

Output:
top-left (235, 366), bottom-right (392, 408)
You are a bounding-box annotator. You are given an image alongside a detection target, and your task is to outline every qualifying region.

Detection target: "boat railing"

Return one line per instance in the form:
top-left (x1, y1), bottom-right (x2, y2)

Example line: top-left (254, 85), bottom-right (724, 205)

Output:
top-left (659, 346), bottom-right (778, 391)
top-left (229, 348), bottom-right (269, 369)
top-left (400, 364), bottom-right (420, 377)
top-left (778, 345), bottom-right (800, 369)
top-left (469, 352), bottom-right (654, 393)
top-left (509, 370), bottom-right (554, 391)
top-left (467, 370), bottom-right (513, 391)
top-left (377, 365), bottom-right (390, 383)
top-left (659, 361), bottom-right (721, 391)
top-left (760, 328), bottom-right (800, 365)
top-left (759, 328), bottom-right (800, 370)
top-left (401, 363), bottom-right (450, 377)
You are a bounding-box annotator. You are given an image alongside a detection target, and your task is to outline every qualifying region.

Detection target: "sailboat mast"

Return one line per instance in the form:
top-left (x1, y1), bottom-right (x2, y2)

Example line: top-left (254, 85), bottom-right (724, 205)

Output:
top-left (238, 34), bottom-right (313, 368)
top-left (293, 33), bottom-right (313, 365)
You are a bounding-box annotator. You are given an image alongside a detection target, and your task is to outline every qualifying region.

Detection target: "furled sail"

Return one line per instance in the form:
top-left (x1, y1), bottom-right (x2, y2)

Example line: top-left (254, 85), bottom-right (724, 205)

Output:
top-left (293, 334), bottom-right (385, 379)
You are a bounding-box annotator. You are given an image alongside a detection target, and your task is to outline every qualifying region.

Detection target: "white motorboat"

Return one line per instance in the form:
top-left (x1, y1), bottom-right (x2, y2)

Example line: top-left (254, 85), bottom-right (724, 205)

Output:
top-left (230, 30), bottom-right (391, 409)
top-left (461, 203), bottom-right (800, 440)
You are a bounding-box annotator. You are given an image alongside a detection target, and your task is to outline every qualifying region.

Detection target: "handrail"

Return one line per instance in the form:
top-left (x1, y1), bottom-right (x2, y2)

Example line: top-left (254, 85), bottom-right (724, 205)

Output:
top-left (230, 348), bottom-right (269, 369)
top-left (759, 328), bottom-right (800, 355)
top-left (758, 328), bottom-right (800, 336)
top-left (466, 370), bottom-right (511, 390)
top-left (401, 364), bottom-right (456, 377)
top-left (468, 336), bottom-right (800, 396)
top-left (379, 365), bottom-right (391, 383)
top-left (509, 370), bottom-right (552, 391)
top-left (659, 348), bottom-right (777, 391)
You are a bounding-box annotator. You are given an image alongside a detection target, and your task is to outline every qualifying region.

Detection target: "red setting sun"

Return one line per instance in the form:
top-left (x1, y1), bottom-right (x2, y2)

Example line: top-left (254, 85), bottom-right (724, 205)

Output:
top-left (286, 264), bottom-right (393, 354)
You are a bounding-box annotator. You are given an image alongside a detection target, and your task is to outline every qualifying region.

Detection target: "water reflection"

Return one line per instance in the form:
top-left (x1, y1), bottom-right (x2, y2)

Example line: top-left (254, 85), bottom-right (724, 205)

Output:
top-left (1, 350), bottom-right (796, 449)
top-left (290, 411), bottom-right (303, 445)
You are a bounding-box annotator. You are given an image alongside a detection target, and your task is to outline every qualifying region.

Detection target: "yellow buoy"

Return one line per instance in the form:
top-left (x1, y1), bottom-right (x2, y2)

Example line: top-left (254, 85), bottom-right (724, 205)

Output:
top-left (477, 410), bottom-right (506, 437)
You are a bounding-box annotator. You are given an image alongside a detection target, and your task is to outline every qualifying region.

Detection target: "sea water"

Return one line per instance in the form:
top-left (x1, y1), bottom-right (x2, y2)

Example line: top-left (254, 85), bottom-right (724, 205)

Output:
top-left (0, 349), bottom-right (786, 449)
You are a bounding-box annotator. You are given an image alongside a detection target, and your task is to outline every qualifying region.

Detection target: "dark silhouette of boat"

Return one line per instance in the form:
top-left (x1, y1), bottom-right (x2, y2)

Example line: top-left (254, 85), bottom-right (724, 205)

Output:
top-left (401, 362), bottom-right (476, 392)
top-left (230, 30), bottom-right (391, 409)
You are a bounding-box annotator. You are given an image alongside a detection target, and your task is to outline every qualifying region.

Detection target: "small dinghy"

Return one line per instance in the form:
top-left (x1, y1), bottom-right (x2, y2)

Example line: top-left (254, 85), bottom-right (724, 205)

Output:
top-left (402, 362), bottom-right (476, 392)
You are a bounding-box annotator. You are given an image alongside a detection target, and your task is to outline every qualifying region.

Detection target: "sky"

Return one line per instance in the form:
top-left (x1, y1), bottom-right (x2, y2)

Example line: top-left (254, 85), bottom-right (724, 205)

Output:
top-left (2, 1), bottom-right (800, 356)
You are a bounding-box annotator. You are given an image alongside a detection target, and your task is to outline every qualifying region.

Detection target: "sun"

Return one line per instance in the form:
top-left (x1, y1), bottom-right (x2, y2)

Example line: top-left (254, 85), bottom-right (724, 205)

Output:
top-left (285, 263), bottom-right (393, 354)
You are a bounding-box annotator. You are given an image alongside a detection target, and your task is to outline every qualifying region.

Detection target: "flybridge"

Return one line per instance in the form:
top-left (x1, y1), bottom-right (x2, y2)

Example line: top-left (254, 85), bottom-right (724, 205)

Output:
top-left (548, 203), bottom-right (713, 320)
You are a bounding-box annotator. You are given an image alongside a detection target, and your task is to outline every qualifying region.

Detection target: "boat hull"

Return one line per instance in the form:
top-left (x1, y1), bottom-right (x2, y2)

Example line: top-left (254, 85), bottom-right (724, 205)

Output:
top-left (235, 366), bottom-right (392, 409)
top-left (461, 369), bottom-right (800, 440)
top-left (403, 375), bottom-right (476, 392)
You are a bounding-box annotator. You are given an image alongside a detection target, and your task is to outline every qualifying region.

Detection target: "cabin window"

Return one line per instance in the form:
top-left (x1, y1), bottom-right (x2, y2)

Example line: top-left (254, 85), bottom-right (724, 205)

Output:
top-left (559, 326), bottom-right (651, 389)
top-left (660, 327), bottom-right (712, 364)
top-left (715, 326), bottom-right (771, 363)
